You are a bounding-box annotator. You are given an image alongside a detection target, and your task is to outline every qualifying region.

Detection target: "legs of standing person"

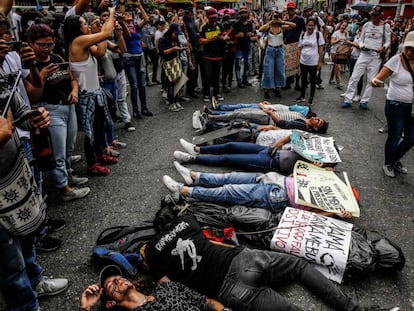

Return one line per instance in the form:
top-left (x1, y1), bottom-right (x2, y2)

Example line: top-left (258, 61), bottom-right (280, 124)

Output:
top-left (261, 46), bottom-right (276, 91)
top-left (44, 104), bottom-right (71, 189)
top-left (211, 61), bottom-right (221, 97)
top-left (116, 70), bottom-right (132, 124)
top-left (342, 55), bottom-right (369, 103)
top-left (138, 68), bottom-right (150, 112)
top-left (235, 49), bottom-right (243, 86)
top-left (123, 56), bottom-right (140, 116)
top-left (384, 100), bottom-right (414, 165)
top-left (167, 80), bottom-right (177, 106)
top-left (147, 48), bottom-right (159, 83)
top-left (360, 57), bottom-right (382, 104)
top-left (0, 225), bottom-right (40, 311)
top-left (308, 65), bottom-right (317, 99)
top-left (187, 50), bottom-right (197, 96)
top-left (274, 47), bottom-right (286, 88)
top-left (21, 139), bottom-right (44, 196)
top-left (202, 59), bottom-right (212, 98)
top-left (299, 63), bottom-right (309, 98)
top-left (242, 49), bottom-right (250, 84)
top-left (349, 58), bottom-right (363, 96)
top-left (93, 104), bottom-right (106, 159)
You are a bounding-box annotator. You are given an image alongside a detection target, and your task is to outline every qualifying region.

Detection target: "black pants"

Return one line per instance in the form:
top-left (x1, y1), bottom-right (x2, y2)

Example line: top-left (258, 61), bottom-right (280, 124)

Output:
top-left (222, 52), bottom-right (235, 87)
top-left (218, 248), bottom-right (362, 311)
top-left (300, 63), bottom-right (317, 99)
top-left (186, 50), bottom-right (198, 96)
top-left (85, 104), bottom-right (105, 166)
top-left (144, 48), bottom-right (159, 82)
top-left (202, 59), bottom-right (221, 97)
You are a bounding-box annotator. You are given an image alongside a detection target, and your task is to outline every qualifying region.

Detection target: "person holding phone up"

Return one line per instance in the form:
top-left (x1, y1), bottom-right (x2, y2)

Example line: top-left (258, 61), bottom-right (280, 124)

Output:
top-left (25, 22), bottom-right (91, 202)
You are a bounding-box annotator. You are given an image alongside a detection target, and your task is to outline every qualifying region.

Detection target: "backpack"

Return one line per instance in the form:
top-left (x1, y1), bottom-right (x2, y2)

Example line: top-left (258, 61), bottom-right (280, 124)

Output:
top-left (333, 44), bottom-right (351, 64)
top-left (92, 224), bottom-right (157, 275)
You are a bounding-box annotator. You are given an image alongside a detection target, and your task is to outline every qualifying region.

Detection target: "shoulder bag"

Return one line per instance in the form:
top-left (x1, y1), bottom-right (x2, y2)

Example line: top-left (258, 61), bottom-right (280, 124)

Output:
top-left (162, 56), bottom-right (182, 83)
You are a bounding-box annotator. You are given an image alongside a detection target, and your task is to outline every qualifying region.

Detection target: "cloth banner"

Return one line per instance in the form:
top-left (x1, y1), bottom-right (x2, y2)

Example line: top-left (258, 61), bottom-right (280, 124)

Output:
top-left (270, 207), bottom-right (353, 283)
top-left (284, 43), bottom-right (299, 78)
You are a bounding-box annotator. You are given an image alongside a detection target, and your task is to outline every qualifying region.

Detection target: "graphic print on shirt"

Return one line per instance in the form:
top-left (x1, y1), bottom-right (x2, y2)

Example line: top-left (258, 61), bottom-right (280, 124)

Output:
top-left (171, 238), bottom-right (202, 271)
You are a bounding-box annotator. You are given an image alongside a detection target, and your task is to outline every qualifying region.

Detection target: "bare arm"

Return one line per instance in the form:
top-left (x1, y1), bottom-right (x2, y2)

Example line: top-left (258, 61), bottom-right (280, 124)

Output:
top-left (136, 1), bottom-right (149, 29)
top-left (372, 66), bottom-right (393, 87)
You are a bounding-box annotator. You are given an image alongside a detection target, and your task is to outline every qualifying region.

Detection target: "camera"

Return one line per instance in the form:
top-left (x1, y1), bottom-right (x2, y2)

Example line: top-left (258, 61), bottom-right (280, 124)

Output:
top-left (6, 41), bottom-right (22, 51)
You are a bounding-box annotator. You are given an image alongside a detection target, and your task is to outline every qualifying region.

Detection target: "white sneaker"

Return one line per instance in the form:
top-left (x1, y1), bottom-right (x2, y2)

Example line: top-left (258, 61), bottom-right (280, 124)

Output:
top-left (382, 165), bottom-right (395, 178)
top-left (179, 138), bottom-right (197, 155)
top-left (162, 90), bottom-right (167, 98)
top-left (173, 150), bottom-right (192, 162)
top-left (394, 161), bottom-right (407, 174)
top-left (70, 155), bottom-right (82, 164)
top-left (169, 103), bottom-right (181, 112)
top-left (68, 175), bottom-right (89, 186)
top-left (352, 95), bottom-right (361, 102)
top-left (192, 111), bottom-right (202, 130)
top-left (175, 102), bottom-right (184, 111)
top-left (173, 161), bottom-right (193, 185)
top-left (61, 187), bottom-right (91, 202)
top-left (36, 276), bottom-right (68, 297)
top-left (211, 96), bottom-right (218, 109)
top-left (340, 93), bottom-right (345, 97)
top-left (162, 175), bottom-right (183, 193)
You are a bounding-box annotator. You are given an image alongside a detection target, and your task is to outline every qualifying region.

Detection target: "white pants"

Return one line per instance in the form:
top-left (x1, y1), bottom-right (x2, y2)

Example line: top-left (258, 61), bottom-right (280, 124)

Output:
top-left (116, 70), bottom-right (131, 123)
top-left (343, 51), bottom-right (382, 103)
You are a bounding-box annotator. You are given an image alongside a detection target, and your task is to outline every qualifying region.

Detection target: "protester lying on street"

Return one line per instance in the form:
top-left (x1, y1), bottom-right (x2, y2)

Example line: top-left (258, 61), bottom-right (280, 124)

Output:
top-left (198, 108), bottom-right (328, 134)
top-left (79, 265), bottom-right (227, 311)
top-left (207, 99), bottom-right (313, 118)
top-left (163, 162), bottom-right (352, 218)
top-left (174, 138), bottom-right (325, 175)
top-left (142, 212), bottom-right (373, 311)
top-left (157, 197), bottom-right (405, 283)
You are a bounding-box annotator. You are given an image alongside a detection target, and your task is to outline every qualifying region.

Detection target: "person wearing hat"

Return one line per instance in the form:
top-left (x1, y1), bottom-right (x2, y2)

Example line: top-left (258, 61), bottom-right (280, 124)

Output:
top-left (199, 8), bottom-right (227, 102)
top-left (347, 14), bottom-right (360, 42)
top-left (283, 1), bottom-right (306, 91)
top-left (341, 5), bottom-right (391, 110)
top-left (371, 31), bottom-right (414, 178)
top-left (233, 6), bottom-right (253, 88)
top-left (79, 265), bottom-right (228, 310)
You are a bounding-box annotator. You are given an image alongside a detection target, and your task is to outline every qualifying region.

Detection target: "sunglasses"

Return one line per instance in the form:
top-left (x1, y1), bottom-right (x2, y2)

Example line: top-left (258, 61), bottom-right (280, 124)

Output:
top-left (35, 42), bottom-right (55, 49)
top-left (101, 13), bottom-right (109, 17)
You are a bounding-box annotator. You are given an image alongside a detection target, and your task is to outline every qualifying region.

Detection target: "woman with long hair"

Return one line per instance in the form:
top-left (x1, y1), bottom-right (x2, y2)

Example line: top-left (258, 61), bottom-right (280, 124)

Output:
top-left (25, 22), bottom-right (91, 200)
top-left (63, 6), bottom-right (117, 176)
top-left (259, 10), bottom-right (296, 100)
top-left (329, 20), bottom-right (350, 89)
top-left (296, 17), bottom-right (325, 105)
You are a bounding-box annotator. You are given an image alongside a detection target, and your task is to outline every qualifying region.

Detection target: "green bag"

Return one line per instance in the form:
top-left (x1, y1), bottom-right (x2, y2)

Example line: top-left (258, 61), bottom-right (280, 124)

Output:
top-left (162, 57), bottom-right (182, 83)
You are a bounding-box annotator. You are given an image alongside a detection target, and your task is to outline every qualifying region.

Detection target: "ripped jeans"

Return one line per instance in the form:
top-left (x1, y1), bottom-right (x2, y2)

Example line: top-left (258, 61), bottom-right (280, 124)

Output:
top-left (218, 248), bottom-right (362, 311)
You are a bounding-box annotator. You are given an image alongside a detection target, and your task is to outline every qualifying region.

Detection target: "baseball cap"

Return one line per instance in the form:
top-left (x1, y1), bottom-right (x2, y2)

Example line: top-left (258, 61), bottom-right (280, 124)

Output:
top-left (304, 6), bottom-right (313, 12)
top-left (99, 265), bottom-right (122, 287)
top-left (239, 6), bottom-right (248, 13)
top-left (287, 2), bottom-right (296, 9)
top-left (351, 13), bottom-right (359, 19)
top-left (369, 5), bottom-right (383, 15)
top-left (403, 31), bottom-right (414, 48)
top-left (169, 23), bottom-right (180, 34)
top-left (206, 8), bottom-right (218, 18)
top-left (36, 4), bottom-right (44, 11)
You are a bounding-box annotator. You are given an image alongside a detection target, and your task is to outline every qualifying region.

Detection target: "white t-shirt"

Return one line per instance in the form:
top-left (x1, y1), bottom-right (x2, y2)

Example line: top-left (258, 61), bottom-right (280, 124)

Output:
top-left (256, 129), bottom-right (293, 148)
top-left (330, 30), bottom-right (347, 54)
top-left (360, 22), bottom-right (391, 51)
top-left (64, 6), bottom-right (76, 19)
top-left (298, 31), bottom-right (325, 66)
top-left (385, 54), bottom-right (414, 103)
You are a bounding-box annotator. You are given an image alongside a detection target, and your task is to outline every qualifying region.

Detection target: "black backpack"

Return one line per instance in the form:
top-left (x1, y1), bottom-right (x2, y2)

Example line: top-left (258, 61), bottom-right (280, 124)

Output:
top-left (92, 224), bottom-right (157, 275)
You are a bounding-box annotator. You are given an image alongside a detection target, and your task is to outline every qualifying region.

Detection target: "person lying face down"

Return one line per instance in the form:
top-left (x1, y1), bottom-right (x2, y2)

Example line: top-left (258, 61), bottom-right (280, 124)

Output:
top-left (79, 265), bottom-right (227, 311)
top-left (163, 162), bottom-right (352, 219)
top-left (142, 212), bottom-right (367, 311)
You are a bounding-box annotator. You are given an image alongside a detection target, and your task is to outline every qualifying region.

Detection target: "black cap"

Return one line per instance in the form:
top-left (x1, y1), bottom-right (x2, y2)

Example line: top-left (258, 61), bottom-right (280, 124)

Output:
top-left (370, 5), bottom-right (383, 15)
top-left (99, 265), bottom-right (122, 287)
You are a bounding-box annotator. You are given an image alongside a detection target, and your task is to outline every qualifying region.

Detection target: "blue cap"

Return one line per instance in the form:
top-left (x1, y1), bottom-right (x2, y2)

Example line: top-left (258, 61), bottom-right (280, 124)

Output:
top-left (169, 23), bottom-right (180, 34)
top-left (36, 4), bottom-right (44, 11)
top-left (351, 14), bottom-right (359, 19)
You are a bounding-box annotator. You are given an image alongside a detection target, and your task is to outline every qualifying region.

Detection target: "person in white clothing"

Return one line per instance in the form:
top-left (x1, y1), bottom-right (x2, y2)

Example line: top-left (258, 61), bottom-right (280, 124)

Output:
top-left (329, 20), bottom-right (351, 89)
top-left (296, 17), bottom-right (325, 106)
top-left (341, 5), bottom-right (391, 110)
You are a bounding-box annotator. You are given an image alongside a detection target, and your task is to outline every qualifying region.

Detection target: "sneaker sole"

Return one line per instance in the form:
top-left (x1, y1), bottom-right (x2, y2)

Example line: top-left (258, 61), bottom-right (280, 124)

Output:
top-left (37, 284), bottom-right (68, 297)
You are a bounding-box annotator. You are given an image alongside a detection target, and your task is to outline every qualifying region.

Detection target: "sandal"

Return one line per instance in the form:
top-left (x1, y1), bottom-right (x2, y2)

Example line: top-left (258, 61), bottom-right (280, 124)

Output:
top-left (110, 139), bottom-right (127, 150)
top-left (104, 147), bottom-right (120, 157)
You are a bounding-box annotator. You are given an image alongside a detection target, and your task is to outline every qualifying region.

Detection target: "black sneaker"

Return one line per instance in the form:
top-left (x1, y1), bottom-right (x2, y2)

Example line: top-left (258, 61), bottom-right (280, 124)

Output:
top-left (133, 111), bottom-right (142, 119)
top-left (47, 219), bottom-right (66, 233)
top-left (243, 81), bottom-right (252, 86)
top-left (36, 235), bottom-right (62, 253)
top-left (142, 109), bottom-right (153, 116)
top-left (125, 122), bottom-right (135, 132)
top-left (274, 90), bottom-right (282, 98)
top-left (237, 83), bottom-right (245, 88)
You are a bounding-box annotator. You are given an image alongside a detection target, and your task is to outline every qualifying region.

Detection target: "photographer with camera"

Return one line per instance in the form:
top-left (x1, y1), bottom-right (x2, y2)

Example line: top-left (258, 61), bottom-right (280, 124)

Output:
top-left (259, 10), bottom-right (296, 100)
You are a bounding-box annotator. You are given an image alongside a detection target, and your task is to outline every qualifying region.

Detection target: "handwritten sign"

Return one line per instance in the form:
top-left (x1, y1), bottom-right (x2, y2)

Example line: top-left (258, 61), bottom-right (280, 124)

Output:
top-left (284, 43), bottom-right (299, 77)
top-left (294, 161), bottom-right (360, 217)
top-left (271, 207), bottom-right (353, 283)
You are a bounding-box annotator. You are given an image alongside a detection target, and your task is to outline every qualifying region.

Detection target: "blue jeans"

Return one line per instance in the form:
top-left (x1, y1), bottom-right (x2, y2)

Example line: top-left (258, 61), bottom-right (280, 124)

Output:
top-left (123, 55), bottom-right (148, 113)
top-left (43, 103), bottom-right (77, 189)
top-left (261, 46), bottom-right (285, 89)
top-left (190, 172), bottom-right (289, 212)
top-left (197, 142), bottom-right (279, 171)
top-left (235, 49), bottom-right (250, 85)
top-left (218, 248), bottom-right (361, 311)
top-left (384, 100), bottom-right (414, 165)
top-left (0, 225), bottom-right (42, 311)
top-left (167, 80), bottom-right (178, 106)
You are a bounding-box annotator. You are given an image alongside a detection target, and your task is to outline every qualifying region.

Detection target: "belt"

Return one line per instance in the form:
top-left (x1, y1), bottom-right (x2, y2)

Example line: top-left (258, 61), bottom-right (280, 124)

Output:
top-left (268, 44), bottom-right (283, 48)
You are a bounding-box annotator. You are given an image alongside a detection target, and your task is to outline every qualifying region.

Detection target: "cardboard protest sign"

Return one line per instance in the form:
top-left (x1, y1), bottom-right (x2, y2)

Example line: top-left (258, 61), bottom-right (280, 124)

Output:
top-left (284, 43), bottom-right (300, 77)
top-left (293, 161), bottom-right (360, 217)
top-left (291, 130), bottom-right (342, 164)
top-left (270, 207), bottom-right (353, 283)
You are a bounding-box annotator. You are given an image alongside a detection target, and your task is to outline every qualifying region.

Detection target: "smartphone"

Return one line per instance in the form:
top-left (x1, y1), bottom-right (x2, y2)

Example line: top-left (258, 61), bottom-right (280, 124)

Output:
top-left (12, 109), bottom-right (40, 126)
top-left (6, 40), bottom-right (22, 51)
top-left (56, 62), bottom-right (70, 70)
